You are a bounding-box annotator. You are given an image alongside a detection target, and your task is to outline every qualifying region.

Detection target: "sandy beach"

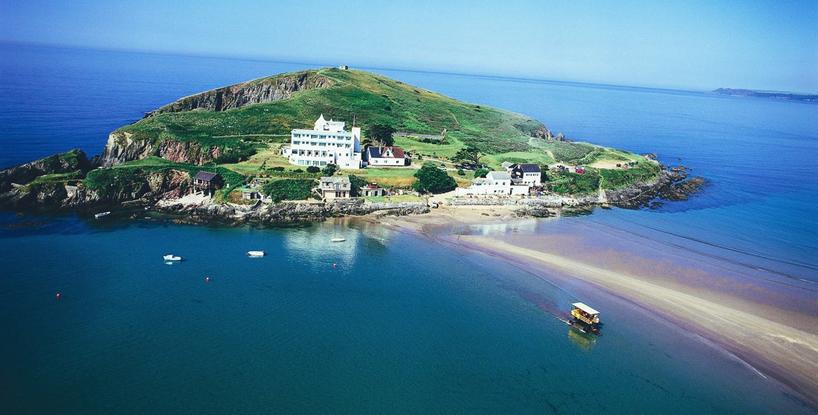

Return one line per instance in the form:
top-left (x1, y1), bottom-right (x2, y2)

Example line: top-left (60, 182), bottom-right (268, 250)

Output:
top-left (378, 207), bottom-right (818, 407)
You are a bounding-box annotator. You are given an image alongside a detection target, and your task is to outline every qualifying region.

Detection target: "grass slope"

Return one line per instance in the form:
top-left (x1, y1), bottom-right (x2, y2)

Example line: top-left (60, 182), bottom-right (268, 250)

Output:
top-left (116, 68), bottom-right (543, 154)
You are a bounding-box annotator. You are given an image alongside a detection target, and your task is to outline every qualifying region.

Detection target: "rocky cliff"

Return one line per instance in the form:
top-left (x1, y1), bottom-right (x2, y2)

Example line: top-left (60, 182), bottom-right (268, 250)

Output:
top-left (99, 132), bottom-right (223, 167)
top-left (146, 71), bottom-right (333, 116)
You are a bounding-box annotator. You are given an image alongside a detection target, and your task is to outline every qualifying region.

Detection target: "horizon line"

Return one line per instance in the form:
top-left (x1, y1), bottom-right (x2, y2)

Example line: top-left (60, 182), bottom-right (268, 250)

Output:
top-left (2, 40), bottom-right (814, 96)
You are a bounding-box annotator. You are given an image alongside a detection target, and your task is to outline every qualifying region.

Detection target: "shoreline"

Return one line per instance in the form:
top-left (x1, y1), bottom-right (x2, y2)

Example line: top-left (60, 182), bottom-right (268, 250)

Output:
top-left (376, 208), bottom-right (818, 408)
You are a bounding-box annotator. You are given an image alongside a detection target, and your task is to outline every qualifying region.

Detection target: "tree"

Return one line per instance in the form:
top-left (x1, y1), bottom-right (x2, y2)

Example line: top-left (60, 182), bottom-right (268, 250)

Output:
top-left (322, 163), bottom-right (338, 176)
top-left (306, 166), bottom-right (320, 174)
top-left (474, 167), bottom-right (489, 178)
top-left (412, 163), bottom-right (456, 194)
top-left (540, 165), bottom-right (549, 183)
top-left (348, 175), bottom-right (369, 196)
top-left (452, 146), bottom-right (481, 165)
top-left (366, 124), bottom-right (396, 147)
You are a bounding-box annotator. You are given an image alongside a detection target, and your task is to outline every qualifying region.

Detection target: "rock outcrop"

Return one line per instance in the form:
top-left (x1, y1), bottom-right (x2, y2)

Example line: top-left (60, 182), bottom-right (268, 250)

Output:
top-left (146, 71), bottom-right (334, 116)
top-left (0, 149), bottom-right (91, 193)
top-left (0, 166), bottom-right (192, 211)
top-left (99, 131), bottom-right (158, 167)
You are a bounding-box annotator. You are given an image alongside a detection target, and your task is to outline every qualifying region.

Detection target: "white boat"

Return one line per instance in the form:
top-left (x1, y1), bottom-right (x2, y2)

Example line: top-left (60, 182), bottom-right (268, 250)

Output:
top-left (94, 211), bottom-right (111, 219)
top-left (247, 250), bottom-right (265, 257)
top-left (163, 254), bottom-right (182, 261)
top-left (331, 237), bottom-right (346, 243)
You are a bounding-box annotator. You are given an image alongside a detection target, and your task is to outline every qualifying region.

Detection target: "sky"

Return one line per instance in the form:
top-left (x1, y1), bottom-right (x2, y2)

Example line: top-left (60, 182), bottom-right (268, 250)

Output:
top-left (2, 0), bottom-right (817, 92)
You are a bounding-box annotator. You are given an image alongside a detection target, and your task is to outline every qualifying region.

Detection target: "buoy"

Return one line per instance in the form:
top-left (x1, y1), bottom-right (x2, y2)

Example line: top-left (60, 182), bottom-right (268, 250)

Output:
top-left (55, 292), bottom-right (62, 300)
top-left (332, 263), bottom-right (337, 268)
top-left (205, 276), bottom-right (211, 283)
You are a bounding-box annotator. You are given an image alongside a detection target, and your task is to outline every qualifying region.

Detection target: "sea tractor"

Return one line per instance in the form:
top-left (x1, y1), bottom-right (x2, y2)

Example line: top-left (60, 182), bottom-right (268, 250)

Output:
top-left (568, 302), bottom-right (601, 335)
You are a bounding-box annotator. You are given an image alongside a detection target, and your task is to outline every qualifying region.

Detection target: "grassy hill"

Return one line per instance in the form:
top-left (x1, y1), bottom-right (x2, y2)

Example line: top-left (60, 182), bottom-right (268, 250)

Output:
top-left (116, 68), bottom-right (546, 154)
top-left (99, 68), bottom-right (661, 195)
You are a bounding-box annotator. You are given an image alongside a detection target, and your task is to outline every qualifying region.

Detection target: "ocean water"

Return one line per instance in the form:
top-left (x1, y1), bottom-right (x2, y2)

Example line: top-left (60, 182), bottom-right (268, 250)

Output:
top-left (1, 43), bottom-right (817, 413)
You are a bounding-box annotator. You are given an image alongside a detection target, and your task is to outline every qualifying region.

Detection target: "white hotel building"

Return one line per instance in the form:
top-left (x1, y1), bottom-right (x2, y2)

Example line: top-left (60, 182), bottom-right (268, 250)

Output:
top-left (282, 115), bottom-right (362, 169)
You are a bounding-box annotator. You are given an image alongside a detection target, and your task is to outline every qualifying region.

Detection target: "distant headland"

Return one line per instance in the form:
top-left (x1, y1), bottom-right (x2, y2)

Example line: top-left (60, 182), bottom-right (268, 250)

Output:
top-left (713, 88), bottom-right (818, 102)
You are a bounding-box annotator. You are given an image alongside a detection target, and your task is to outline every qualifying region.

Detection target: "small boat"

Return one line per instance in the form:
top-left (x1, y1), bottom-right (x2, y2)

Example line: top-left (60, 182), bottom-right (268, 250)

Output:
top-left (94, 211), bottom-right (111, 219)
top-left (568, 302), bottom-right (601, 335)
top-left (331, 237), bottom-right (346, 243)
top-left (247, 250), bottom-right (265, 257)
top-left (163, 254), bottom-right (182, 262)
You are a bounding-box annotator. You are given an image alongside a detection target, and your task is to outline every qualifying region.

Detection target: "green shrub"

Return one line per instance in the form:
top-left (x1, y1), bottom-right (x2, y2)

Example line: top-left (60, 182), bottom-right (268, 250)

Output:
top-left (322, 163), bottom-right (339, 176)
top-left (551, 170), bottom-right (600, 194)
top-left (262, 179), bottom-right (315, 202)
top-left (412, 163), bottom-right (456, 194)
top-left (213, 144), bottom-right (256, 164)
top-left (306, 166), bottom-right (320, 173)
top-left (457, 168), bottom-right (465, 176)
top-left (474, 167), bottom-right (489, 178)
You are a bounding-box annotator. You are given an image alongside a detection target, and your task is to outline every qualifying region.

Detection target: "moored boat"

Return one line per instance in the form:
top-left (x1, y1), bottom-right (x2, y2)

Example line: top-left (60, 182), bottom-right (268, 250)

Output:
top-left (330, 237), bottom-right (346, 242)
top-left (247, 250), bottom-right (265, 257)
top-left (163, 254), bottom-right (182, 261)
top-left (94, 211), bottom-right (111, 219)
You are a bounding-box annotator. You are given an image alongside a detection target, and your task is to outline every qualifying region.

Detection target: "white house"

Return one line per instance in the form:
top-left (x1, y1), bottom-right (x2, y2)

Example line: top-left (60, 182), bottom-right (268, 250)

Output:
top-left (366, 146), bottom-right (407, 167)
top-left (508, 163), bottom-right (542, 187)
top-left (456, 171), bottom-right (510, 196)
top-left (456, 170), bottom-right (530, 196)
top-left (282, 115), bottom-right (362, 169)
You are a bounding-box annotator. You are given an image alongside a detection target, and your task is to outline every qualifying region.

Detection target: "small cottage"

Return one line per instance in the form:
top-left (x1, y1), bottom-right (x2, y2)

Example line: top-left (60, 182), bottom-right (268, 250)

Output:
top-left (241, 186), bottom-right (263, 201)
top-left (193, 171), bottom-right (223, 195)
top-left (360, 183), bottom-right (386, 197)
top-left (320, 176), bottom-right (351, 200)
top-left (366, 146), bottom-right (407, 167)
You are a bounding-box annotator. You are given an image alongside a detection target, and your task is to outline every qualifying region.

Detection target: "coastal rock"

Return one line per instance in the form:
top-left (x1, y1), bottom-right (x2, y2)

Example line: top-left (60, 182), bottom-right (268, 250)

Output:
top-left (99, 132), bottom-right (226, 167)
top-left (0, 164), bottom-right (192, 212)
top-left (0, 149), bottom-right (90, 193)
top-left (154, 198), bottom-right (430, 225)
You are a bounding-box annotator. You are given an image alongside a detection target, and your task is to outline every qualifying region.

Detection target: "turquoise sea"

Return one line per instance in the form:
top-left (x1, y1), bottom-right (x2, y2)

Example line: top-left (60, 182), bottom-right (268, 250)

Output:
top-left (1, 43), bottom-right (817, 414)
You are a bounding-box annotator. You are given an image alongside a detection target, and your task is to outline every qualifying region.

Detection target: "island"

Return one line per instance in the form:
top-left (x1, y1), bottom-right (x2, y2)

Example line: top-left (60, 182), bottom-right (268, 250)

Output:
top-left (713, 88), bottom-right (818, 102)
top-left (0, 68), bottom-right (703, 223)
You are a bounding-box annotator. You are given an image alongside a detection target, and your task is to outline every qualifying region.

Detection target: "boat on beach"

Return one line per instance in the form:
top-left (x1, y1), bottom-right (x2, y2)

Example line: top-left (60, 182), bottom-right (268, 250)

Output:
top-left (247, 250), bottom-right (265, 257)
top-left (163, 254), bottom-right (182, 262)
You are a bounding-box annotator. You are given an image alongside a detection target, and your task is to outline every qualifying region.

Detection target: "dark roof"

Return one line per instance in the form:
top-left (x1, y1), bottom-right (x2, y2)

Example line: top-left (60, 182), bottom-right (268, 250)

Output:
top-left (515, 163), bottom-right (541, 173)
top-left (195, 171), bottom-right (219, 182)
top-left (367, 146), bottom-right (405, 159)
